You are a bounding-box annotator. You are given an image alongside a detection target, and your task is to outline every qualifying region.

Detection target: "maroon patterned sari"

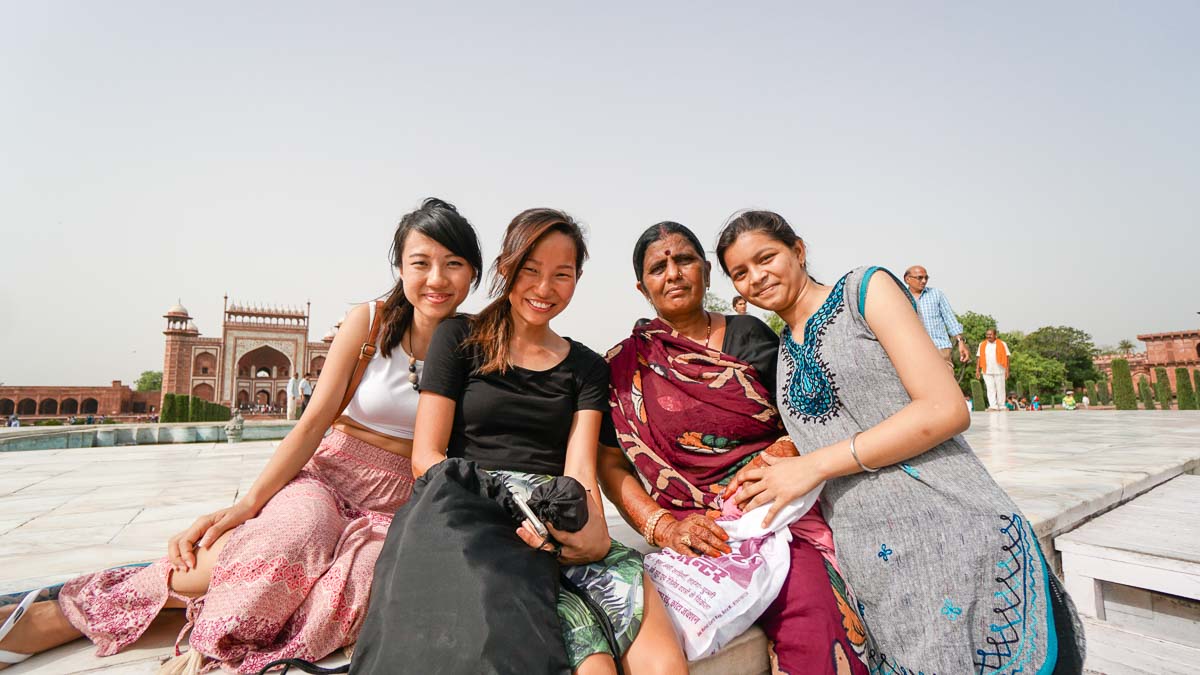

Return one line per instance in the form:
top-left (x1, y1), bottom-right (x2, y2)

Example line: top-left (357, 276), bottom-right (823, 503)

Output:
top-left (606, 319), bottom-right (868, 675)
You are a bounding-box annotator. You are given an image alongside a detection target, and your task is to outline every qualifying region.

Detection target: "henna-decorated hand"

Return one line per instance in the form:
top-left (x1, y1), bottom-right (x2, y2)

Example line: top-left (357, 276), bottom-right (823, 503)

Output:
top-left (655, 512), bottom-right (732, 558)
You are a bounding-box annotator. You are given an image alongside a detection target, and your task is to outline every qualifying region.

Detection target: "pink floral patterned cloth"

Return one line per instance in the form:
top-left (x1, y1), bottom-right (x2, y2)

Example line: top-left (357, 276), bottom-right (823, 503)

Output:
top-left (58, 430), bottom-right (413, 673)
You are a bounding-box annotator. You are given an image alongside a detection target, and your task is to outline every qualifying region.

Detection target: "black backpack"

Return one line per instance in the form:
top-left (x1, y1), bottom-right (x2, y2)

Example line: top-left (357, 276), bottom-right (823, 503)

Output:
top-left (259, 459), bottom-right (620, 675)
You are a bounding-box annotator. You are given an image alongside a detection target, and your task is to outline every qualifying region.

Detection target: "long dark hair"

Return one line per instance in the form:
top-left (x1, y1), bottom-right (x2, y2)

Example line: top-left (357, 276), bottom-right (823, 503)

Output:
top-left (715, 209), bottom-right (805, 277)
top-left (466, 207), bottom-right (588, 374)
top-left (631, 221), bottom-right (707, 282)
top-left (378, 198), bottom-right (483, 358)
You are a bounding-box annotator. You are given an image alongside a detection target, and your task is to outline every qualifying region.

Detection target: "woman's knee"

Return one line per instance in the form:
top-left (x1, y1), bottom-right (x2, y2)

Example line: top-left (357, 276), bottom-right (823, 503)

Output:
top-left (622, 575), bottom-right (688, 675)
top-left (574, 653), bottom-right (618, 675)
top-left (169, 529), bottom-right (232, 597)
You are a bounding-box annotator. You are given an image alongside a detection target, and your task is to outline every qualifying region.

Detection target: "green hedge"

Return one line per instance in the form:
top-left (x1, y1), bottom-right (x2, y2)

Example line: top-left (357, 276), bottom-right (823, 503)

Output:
top-left (1098, 379), bottom-right (1111, 406)
top-left (1195, 370), bottom-right (1200, 408)
top-left (1110, 359), bottom-right (1137, 410)
top-left (1084, 380), bottom-right (1096, 405)
top-left (1014, 381), bottom-right (1025, 400)
top-left (156, 394), bottom-right (231, 423)
top-left (1138, 376), bottom-right (1156, 410)
top-left (1175, 368), bottom-right (1197, 410)
top-left (970, 380), bottom-right (986, 411)
top-left (1154, 367), bottom-right (1173, 409)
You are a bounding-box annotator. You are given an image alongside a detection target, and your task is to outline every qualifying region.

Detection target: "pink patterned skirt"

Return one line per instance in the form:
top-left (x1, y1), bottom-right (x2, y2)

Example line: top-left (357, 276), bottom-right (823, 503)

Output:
top-left (58, 430), bottom-right (414, 673)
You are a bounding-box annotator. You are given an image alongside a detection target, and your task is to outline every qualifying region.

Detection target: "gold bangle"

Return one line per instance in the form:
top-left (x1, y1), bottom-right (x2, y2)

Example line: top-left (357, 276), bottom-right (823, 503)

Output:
top-left (643, 508), bottom-right (670, 547)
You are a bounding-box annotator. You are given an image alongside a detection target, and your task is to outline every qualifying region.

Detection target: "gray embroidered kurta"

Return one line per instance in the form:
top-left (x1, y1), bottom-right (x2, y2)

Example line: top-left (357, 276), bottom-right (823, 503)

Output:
top-left (776, 266), bottom-right (1084, 675)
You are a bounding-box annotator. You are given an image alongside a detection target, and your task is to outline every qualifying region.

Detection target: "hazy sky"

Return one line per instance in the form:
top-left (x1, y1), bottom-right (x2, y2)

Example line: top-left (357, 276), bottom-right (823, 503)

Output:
top-left (2, 2), bottom-right (1196, 386)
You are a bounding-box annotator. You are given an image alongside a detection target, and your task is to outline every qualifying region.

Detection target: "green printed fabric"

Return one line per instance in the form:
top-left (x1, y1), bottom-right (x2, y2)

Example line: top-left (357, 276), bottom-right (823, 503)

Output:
top-left (494, 470), bottom-right (645, 668)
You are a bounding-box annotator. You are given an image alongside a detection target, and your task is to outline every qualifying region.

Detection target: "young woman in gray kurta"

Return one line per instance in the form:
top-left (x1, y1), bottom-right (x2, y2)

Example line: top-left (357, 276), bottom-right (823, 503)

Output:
top-left (717, 213), bottom-right (1084, 675)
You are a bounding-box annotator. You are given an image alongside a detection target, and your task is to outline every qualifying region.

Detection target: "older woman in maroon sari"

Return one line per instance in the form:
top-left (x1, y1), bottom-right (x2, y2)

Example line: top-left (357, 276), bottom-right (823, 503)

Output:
top-left (597, 222), bottom-right (868, 675)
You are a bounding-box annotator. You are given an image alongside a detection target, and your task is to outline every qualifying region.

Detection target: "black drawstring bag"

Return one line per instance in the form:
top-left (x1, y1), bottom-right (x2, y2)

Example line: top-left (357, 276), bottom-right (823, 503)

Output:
top-left (258, 460), bottom-right (622, 675)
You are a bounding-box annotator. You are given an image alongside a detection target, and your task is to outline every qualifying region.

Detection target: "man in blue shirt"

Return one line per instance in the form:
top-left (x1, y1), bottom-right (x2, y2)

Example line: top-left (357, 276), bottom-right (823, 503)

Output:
top-left (905, 265), bottom-right (969, 368)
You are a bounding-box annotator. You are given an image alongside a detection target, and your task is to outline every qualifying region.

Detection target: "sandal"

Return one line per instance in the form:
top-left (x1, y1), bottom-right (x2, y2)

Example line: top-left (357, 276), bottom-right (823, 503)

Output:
top-left (0, 589), bottom-right (43, 665)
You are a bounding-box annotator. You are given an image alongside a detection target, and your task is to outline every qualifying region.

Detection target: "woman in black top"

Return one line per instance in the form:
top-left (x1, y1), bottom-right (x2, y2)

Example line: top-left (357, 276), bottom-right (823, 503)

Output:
top-left (413, 208), bottom-right (687, 674)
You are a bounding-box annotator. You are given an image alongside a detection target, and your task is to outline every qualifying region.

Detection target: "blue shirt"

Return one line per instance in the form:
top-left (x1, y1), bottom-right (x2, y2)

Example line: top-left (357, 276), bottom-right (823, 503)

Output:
top-left (913, 286), bottom-right (963, 349)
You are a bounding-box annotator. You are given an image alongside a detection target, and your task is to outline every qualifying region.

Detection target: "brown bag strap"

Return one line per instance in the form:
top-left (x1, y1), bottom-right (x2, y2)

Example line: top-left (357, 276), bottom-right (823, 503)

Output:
top-left (335, 300), bottom-right (385, 418)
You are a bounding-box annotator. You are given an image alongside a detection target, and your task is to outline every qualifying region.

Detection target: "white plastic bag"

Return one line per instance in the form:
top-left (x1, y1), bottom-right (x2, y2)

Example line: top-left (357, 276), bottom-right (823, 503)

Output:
top-left (643, 483), bottom-right (822, 660)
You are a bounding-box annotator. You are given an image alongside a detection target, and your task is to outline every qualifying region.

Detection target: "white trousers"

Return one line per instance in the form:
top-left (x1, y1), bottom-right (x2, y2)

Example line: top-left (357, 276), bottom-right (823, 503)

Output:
top-left (983, 373), bottom-right (1007, 410)
top-left (286, 394), bottom-right (297, 420)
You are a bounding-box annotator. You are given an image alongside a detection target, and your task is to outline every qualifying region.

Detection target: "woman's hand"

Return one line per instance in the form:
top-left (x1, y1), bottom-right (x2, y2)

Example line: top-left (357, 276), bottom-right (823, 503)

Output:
top-left (166, 501), bottom-right (258, 572)
top-left (722, 436), bottom-right (799, 501)
top-left (516, 493), bottom-right (612, 565)
top-left (731, 452), bottom-right (824, 528)
top-left (656, 513), bottom-right (731, 559)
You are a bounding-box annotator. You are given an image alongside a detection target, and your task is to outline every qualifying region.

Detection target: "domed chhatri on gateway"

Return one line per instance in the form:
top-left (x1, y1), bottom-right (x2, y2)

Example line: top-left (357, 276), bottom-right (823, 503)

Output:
top-left (165, 301), bottom-right (190, 318)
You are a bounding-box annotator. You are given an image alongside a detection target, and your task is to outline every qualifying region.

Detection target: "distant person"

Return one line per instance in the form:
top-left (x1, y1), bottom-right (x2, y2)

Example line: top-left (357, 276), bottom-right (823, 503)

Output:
top-left (1062, 391), bottom-right (1077, 411)
top-left (905, 265), bottom-right (968, 368)
top-left (731, 294), bottom-right (748, 315)
top-left (299, 373), bottom-right (314, 413)
top-left (85, 414), bottom-right (94, 425)
top-left (1019, 397), bottom-right (1028, 410)
top-left (975, 328), bottom-right (1011, 411)
top-left (1081, 393), bottom-right (1090, 409)
top-left (964, 394), bottom-right (973, 412)
top-left (7, 414), bottom-right (18, 428)
top-left (1031, 395), bottom-right (1042, 411)
top-left (286, 373), bottom-right (300, 420)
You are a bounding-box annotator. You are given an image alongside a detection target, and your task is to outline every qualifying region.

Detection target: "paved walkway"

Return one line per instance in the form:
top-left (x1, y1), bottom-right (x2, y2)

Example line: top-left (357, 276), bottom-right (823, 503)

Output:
top-left (2, 411), bottom-right (1198, 672)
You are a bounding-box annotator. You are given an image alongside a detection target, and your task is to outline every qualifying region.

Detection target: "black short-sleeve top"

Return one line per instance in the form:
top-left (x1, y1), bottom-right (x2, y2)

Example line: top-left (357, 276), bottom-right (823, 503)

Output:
top-left (599, 314), bottom-right (780, 447)
top-left (420, 315), bottom-right (611, 476)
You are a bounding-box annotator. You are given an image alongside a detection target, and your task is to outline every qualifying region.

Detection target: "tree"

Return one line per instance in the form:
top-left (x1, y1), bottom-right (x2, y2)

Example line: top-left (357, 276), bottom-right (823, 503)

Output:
top-left (764, 312), bottom-right (786, 335)
top-left (1097, 378), bottom-right (1111, 406)
top-left (1118, 339), bottom-right (1136, 354)
top-left (703, 292), bottom-right (731, 313)
top-left (135, 371), bottom-right (163, 392)
top-left (1154, 368), bottom-right (1173, 409)
top-left (161, 394), bottom-right (176, 422)
top-left (1138, 376), bottom-right (1156, 410)
top-left (1109, 359), bottom-right (1136, 410)
top-left (1014, 381), bottom-right (1025, 400)
top-left (1008, 352), bottom-right (1067, 398)
top-left (1021, 326), bottom-right (1099, 387)
top-left (970, 380), bottom-right (986, 411)
top-left (1084, 380), bottom-right (1097, 405)
top-left (1174, 367), bottom-right (1197, 410)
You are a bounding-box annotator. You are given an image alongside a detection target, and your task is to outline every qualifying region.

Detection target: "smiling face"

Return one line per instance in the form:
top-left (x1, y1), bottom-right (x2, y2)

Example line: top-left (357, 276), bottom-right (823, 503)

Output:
top-left (720, 230), bottom-right (808, 313)
top-left (507, 230), bottom-right (579, 328)
top-left (637, 233), bottom-right (711, 320)
top-left (985, 328), bottom-right (997, 342)
top-left (399, 230), bottom-right (476, 322)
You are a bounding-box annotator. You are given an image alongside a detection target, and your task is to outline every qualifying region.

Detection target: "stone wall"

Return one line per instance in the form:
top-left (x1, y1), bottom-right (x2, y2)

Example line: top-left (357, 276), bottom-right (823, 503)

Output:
top-left (0, 381), bottom-right (160, 418)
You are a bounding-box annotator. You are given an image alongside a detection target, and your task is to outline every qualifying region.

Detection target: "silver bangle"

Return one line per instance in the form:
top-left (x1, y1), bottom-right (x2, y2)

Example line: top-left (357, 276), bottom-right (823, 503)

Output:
top-left (849, 432), bottom-right (879, 473)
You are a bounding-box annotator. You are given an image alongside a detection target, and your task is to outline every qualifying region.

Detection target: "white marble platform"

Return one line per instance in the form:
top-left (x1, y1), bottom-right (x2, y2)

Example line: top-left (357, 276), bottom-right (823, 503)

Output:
top-left (2, 410), bottom-right (1198, 673)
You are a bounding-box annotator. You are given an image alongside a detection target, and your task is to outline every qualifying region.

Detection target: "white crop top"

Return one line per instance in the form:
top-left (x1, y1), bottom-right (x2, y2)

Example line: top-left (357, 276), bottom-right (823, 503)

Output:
top-left (342, 303), bottom-right (423, 439)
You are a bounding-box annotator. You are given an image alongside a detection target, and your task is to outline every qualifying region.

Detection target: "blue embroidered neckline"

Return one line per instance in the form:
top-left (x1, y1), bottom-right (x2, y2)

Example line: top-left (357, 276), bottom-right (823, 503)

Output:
top-left (780, 273), bottom-right (848, 424)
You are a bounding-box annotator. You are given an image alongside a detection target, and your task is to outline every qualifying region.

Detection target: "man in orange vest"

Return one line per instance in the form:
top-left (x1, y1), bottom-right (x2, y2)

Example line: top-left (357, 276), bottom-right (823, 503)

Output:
top-left (975, 328), bottom-right (1011, 411)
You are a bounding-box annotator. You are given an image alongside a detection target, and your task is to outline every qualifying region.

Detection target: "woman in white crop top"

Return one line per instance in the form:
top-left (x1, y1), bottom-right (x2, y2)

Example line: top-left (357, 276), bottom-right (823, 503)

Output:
top-left (2, 199), bottom-right (483, 673)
